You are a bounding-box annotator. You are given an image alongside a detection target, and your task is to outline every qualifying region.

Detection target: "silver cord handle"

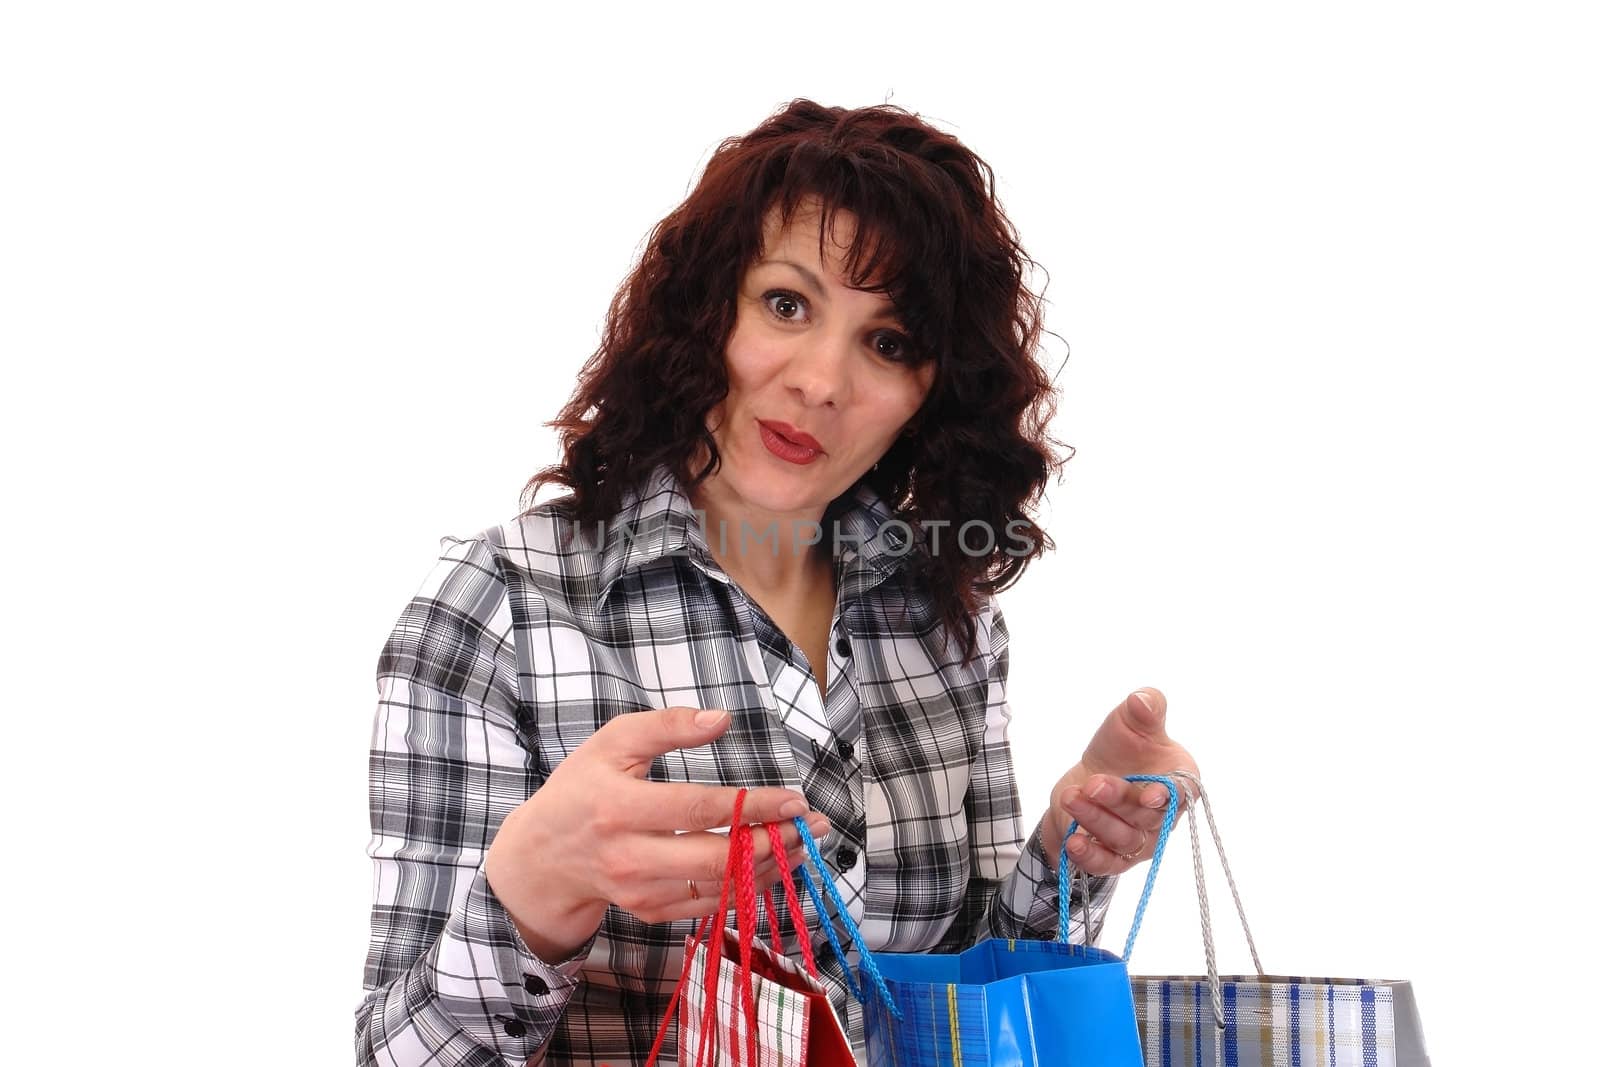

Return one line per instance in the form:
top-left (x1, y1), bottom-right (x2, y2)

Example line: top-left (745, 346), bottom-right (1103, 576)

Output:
top-left (1167, 768), bottom-right (1265, 1029)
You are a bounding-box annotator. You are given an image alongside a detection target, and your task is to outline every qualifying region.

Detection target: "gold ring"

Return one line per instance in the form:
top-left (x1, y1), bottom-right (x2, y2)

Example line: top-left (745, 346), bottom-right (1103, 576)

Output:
top-left (1115, 829), bottom-right (1149, 862)
top-left (687, 879), bottom-right (701, 901)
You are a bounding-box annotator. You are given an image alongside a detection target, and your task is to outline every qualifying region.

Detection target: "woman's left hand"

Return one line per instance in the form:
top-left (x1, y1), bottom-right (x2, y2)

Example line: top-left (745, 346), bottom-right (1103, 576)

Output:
top-left (1041, 687), bottom-right (1199, 876)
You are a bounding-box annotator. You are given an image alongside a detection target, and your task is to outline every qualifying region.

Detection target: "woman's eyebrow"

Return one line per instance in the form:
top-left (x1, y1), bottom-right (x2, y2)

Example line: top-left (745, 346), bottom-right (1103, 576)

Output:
top-left (759, 258), bottom-right (903, 323)
top-left (760, 258), bottom-right (826, 294)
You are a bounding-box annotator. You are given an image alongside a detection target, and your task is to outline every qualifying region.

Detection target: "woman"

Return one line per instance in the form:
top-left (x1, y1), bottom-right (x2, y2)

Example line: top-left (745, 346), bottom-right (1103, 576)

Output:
top-left (357, 98), bottom-right (1197, 1066)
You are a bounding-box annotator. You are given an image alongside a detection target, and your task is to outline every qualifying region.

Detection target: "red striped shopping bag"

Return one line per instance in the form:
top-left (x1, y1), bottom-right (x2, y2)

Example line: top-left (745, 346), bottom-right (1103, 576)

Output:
top-left (627, 788), bottom-right (900, 1067)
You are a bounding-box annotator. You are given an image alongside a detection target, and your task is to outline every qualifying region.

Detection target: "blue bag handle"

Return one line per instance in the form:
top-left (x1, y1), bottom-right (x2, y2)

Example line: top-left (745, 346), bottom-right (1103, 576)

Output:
top-left (793, 816), bottom-right (903, 1020)
top-left (1056, 774), bottom-right (1182, 961)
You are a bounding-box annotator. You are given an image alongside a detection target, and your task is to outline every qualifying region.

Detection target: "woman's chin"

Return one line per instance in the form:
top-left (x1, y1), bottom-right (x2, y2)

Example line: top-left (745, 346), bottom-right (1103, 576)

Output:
top-left (725, 464), bottom-right (832, 515)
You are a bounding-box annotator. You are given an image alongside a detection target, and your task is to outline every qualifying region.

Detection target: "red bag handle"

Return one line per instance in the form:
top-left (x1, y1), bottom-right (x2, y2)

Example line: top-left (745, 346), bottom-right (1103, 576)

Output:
top-left (637, 788), bottom-right (802, 1067)
top-left (765, 819), bottom-right (818, 978)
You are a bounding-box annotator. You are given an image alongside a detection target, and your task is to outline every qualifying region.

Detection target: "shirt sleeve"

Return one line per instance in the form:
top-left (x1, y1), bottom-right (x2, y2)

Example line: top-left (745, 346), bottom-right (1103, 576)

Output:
top-left (355, 534), bottom-right (592, 1066)
top-left (934, 602), bottom-right (1119, 951)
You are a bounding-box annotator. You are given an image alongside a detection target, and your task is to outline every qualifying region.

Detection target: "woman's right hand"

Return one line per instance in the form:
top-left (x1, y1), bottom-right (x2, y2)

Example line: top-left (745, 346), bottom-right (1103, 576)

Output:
top-left (484, 706), bottom-right (831, 962)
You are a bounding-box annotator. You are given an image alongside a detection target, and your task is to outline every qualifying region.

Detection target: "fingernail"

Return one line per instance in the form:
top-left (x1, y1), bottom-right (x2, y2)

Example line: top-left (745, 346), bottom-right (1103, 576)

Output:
top-left (695, 709), bottom-right (729, 728)
top-left (1060, 786), bottom-right (1080, 808)
top-left (1145, 792), bottom-right (1167, 809)
top-left (779, 797), bottom-right (807, 818)
top-left (806, 814), bottom-right (831, 835)
top-left (1089, 781), bottom-right (1109, 801)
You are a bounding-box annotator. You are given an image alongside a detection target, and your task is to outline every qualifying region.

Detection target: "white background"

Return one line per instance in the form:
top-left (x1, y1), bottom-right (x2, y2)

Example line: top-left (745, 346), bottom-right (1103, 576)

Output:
top-left (3, 3), bottom-right (1595, 1064)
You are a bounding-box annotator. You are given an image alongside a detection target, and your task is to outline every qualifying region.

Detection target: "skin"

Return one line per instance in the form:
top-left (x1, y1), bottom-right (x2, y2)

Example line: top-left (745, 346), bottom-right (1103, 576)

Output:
top-left (690, 198), bottom-right (936, 696)
top-left (485, 197), bottom-right (1197, 965)
top-left (1046, 688), bottom-right (1200, 879)
top-left (486, 708), bottom-right (830, 962)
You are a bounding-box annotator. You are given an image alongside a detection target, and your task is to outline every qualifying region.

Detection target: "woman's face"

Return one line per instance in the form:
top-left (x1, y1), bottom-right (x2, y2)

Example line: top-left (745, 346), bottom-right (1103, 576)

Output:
top-left (703, 200), bottom-right (935, 525)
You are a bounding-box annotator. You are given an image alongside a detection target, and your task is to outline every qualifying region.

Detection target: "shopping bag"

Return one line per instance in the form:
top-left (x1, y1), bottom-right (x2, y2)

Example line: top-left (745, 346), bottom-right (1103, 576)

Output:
top-left (1120, 770), bottom-right (1433, 1067)
top-left (678, 925), bottom-right (854, 1067)
top-left (630, 789), bottom-right (901, 1067)
top-left (863, 774), bottom-right (1190, 1067)
top-left (862, 938), bottom-right (1145, 1067)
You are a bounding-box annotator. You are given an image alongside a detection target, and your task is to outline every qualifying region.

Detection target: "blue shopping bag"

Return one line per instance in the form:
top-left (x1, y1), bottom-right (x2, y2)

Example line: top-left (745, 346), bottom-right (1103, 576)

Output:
top-left (863, 775), bottom-right (1187, 1067)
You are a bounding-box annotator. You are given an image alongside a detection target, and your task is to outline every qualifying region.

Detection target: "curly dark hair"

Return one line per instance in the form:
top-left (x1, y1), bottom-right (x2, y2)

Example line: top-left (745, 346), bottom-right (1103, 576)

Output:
top-left (521, 97), bottom-right (1069, 666)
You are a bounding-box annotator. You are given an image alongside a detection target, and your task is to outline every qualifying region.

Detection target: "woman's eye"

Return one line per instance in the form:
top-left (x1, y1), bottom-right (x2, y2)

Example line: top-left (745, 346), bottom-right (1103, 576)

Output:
top-left (874, 331), bottom-right (914, 362)
top-left (763, 290), bottom-right (807, 321)
top-left (762, 289), bottom-right (917, 364)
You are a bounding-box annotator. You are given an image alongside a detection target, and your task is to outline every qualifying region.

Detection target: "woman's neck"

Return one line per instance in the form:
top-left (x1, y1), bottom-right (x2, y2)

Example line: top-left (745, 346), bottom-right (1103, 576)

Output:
top-left (690, 484), bottom-right (834, 604)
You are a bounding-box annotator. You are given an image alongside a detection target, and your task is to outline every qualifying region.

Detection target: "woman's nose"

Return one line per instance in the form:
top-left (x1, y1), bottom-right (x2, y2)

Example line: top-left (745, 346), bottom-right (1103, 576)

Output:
top-left (781, 334), bottom-right (851, 408)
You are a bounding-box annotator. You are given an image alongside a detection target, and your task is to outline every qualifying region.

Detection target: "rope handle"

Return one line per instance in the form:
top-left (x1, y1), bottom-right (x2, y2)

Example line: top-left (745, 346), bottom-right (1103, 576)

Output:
top-left (638, 788), bottom-right (756, 1067)
top-left (1167, 770), bottom-right (1263, 974)
top-left (793, 815), bottom-right (903, 1020)
top-left (1051, 770), bottom-right (1265, 1032)
top-left (1056, 774), bottom-right (1183, 961)
top-left (764, 821), bottom-right (818, 977)
top-left (1167, 768), bottom-right (1265, 1029)
top-left (637, 790), bottom-right (903, 1067)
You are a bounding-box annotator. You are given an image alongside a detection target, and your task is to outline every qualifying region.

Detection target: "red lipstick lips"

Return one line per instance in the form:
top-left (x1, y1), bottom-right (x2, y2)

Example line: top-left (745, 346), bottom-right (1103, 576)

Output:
top-left (760, 420), bottom-right (822, 450)
top-left (757, 419), bottom-right (823, 465)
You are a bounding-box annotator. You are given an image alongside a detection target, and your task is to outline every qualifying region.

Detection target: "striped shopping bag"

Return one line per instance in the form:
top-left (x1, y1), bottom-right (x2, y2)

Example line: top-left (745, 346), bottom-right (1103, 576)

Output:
top-left (628, 788), bottom-right (901, 1067)
top-left (1125, 770), bottom-right (1432, 1067)
top-left (863, 774), bottom-right (1189, 1067)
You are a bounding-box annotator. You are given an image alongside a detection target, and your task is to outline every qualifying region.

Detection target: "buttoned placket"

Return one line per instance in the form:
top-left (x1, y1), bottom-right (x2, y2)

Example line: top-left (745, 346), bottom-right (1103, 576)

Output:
top-left (683, 529), bottom-right (908, 914)
top-left (684, 550), bottom-right (866, 870)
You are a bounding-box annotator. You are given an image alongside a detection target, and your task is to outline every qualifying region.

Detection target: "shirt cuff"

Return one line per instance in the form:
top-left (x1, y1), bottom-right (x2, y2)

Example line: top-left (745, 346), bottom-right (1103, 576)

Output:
top-left (431, 863), bottom-right (595, 1059)
top-left (999, 821), bottom-right (1121, 945)
top-left (1002, 821), bottom-right (1067, 940)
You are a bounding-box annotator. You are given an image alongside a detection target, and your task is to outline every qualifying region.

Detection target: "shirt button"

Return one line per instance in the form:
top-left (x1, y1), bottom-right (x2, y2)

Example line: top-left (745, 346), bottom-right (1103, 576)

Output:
top-left (835, 846), bottom-right (858, 872)
top-left (524, 974), bottom-right (549, 995)
top-left (834, 635), bottom-right (851, 659)
top-left (502, 1018), bottom-right (527, 1038)
top-left (837, 738), bottom-right (854, 761)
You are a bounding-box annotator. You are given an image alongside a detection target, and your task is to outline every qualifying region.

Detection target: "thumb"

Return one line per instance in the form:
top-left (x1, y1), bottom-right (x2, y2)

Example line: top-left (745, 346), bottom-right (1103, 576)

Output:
top-left (1124, 688), bottom-right (1170, 739)
top-left (591, 706), bottom-right (733, 770)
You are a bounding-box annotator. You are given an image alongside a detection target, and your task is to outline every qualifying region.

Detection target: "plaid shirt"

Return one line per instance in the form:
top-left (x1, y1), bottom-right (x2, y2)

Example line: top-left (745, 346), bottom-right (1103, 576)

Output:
top-left (357, 462), bottom-right (1119, 1066)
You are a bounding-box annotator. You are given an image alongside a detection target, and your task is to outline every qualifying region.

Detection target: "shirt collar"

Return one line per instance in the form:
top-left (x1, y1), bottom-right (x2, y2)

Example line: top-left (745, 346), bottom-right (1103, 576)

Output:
top-left (594, 461), bottom-right (916, 609)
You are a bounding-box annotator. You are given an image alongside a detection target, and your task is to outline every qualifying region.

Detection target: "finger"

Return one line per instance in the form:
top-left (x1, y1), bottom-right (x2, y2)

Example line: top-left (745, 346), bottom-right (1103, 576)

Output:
top-left (1093, 775), bottom-right (1177, 833)
top-left (612, 877), bottom-right (727, 924)
top-left (623, 817), bottom-right (831, 884)
top-left (763, 841), bottom-right (813, 878)
top-left (1124, 688), bottom-right (1169, 739)
top-left (640, 830), bottom-right (766, 885)
top-left (748, 825), bottom-right (812, 876)
top-left (621, 778), bottom-right (814, 832)
top-left (589, 706), bottom-right (742, 770)
top-left (750, 831), bottom-right (817, 892)
top-left (616, 865), bottom-right (817, 928)
top-left (752, 837), bottom-right (817, 877)
top-left (761, 813), bottom-right (830, 855)
top-left (754, 812), bottom-right (831, 861)
top-left (1062, 827), bottom-right (1135, 877)
top-left (1079, 775), bottom-right (1171, 833)
top-left (719, 838), bottom-right (815, 910)
top-left (1080, 771), bottom-right (1188, 832)
top-left (609, 843), bottom-right (824, 927)
top-left (1060, 783), bottom-right (1148, 858)
top-left (1139, 781), bottom-right (1187, 822)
